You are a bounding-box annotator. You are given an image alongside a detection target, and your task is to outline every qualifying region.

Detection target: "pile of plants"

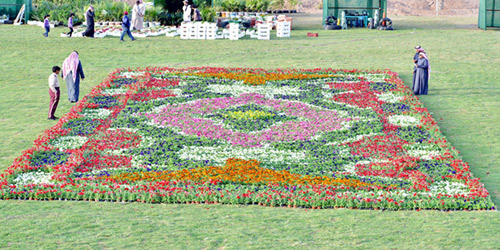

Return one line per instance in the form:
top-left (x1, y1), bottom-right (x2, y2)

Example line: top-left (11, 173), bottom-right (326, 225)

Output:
top-left (1, 67), bottom-right (494, 211)
top-left (31, 0), bottom-right (184, 26)
top-left (64, 25), bottom-right (177, 38)
top-left (212, 0), bottom-right (299, 13)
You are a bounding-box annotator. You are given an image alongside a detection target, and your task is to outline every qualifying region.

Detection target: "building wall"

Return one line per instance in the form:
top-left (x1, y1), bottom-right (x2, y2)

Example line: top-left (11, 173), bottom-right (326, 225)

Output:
top-left (301, 0), bottom-right (479, 16)
top-left (389, 0), bottom-right (478, 16)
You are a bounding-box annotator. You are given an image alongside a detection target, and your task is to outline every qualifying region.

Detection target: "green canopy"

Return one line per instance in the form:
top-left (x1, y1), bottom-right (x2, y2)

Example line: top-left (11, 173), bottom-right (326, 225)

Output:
top-left (322, 0), bottom-right (387, 25)
top-left (0, 0), bottom-right (32, 21)
top-left (479, 0), bottom-right (500, 30)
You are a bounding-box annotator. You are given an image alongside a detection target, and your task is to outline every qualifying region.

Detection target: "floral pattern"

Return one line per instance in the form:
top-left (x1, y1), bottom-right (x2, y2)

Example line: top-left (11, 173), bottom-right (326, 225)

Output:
top-left (0, 67), bottom-right (494, 211)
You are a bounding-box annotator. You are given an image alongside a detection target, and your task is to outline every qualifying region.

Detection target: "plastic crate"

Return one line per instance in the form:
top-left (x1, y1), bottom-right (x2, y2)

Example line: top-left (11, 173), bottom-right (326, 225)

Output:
top-left (257, 23), bottom-right (270, 40)
top-left (276, 21), bottom-right (291, 38)
top-left (180, 22), bottom-right (190, 39)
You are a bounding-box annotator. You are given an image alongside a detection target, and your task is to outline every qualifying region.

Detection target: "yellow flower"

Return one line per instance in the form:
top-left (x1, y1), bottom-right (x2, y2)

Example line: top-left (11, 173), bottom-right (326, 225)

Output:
top-left (225, 110), bottom-right (275, 120)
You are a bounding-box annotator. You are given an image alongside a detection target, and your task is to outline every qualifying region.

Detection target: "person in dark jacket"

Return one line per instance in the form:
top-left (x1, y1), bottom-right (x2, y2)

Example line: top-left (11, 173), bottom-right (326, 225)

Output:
top-left (192, 5), bottom-right (202, 21)
top-left (120, 11), bottom-right (136, 42)
top-left (83, 6), bottom-right (95, 37)
top-left (413, 52), bottom-right (430, 95)
top-left (412, 45), bottom-right (426, 90)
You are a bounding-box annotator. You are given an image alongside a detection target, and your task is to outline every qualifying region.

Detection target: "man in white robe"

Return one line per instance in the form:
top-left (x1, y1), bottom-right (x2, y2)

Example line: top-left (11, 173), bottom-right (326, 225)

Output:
top-left (132, 0), bottom-right (144, 31)
top-left (182, 0), bottom-right (191, 22)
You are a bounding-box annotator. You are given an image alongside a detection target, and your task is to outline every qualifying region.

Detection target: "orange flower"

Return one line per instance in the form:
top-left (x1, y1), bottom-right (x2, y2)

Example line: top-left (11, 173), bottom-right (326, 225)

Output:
top-left (101, 158), bottom-right (377, 188)
top-left (182, 72), bottom-right (340, 85)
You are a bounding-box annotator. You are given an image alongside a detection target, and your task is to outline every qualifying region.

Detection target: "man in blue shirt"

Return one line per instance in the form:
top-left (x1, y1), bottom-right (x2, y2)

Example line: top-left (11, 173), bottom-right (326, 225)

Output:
top-left (120, 11), bottom-right (136, 42)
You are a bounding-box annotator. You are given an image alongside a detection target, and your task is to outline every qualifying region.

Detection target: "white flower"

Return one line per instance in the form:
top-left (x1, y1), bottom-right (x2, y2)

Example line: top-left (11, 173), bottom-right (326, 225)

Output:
top-left (108, 127), bottom-right (138, 132)
top-left (323, 98), bottom-right (372, 110)
top-left (80, 108), bottom-right (111, 119)
top-left (329, 133), bottom-right (384, 146)
top-left (407, 149), bottom-right (440, 160)
top-left (429, 181), bottom-right (469, 195)
top-left (207, 83), bottom-right (304, 98)
top-left (51, 136), bottom-right (88, 150)
top-left (102, 88), bottom-right (129, 95)
top-left (14, 172), bottom-right (53, 185)
top-left (177, 144), bottom-right (307, 165)
top-left (388, 115), bottom-right (420, 126)
top-left (376, 92), bottom-right (404, 103)
top-left (120, 72), bottom-right (144, 77)
top-left (359, 73), bottom-right (388, 82)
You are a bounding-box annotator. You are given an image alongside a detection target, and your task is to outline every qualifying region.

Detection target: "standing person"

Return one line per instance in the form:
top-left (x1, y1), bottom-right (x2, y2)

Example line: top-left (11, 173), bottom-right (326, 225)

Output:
top-left (48, 66), bottom-right (61, 120)
top-left (192, 5), bottom-right (202, 21)
top-left (413, 46), bottom-right (422, 64)
top-left (132, 1), bottom-right (144, 31)
top-left (62, 51), bottom-right (85, 103)
top-left (42, 15), bottom-right (50, 37)
top-left (412, 46), bottom-right (425, 90)
top-left (67, 13), bottom-right (75, 37)
top-left (120, 11), bottom-right (136, 42)
top-left (182, 0), bottom-right (191, 22)
top-left (83, 6), bottom-right (95, 37)
top-left (413, 52), bottom-right (430, 95)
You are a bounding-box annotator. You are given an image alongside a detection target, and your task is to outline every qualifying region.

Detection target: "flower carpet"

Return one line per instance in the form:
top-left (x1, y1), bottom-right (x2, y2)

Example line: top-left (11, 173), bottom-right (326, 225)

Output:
top-left (1, 67), bottom-right (494, 210)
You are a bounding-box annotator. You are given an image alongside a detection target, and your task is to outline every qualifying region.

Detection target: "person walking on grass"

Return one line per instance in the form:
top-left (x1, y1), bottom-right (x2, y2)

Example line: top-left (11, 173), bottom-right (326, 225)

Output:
top-left (67, 13), bottom-right (75, 37)
top-left (62, 51), bottom-right (85, 103)
top-left (413, 52), bottom-right (430, 95)
top-left (42, 14), bottom-right (50, 37)
top-left (132, 0), bottom-right (144, 31)
top-left (48, 66), bottom-right (61, 120)
top-left (83, 6), bottom-right (95, 37)
top-left (120, 11), bottom-right (136, 42)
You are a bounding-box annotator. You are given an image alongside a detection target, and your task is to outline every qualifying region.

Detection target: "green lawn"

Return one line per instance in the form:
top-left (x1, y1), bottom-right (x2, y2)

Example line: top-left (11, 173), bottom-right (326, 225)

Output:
top-left (0, 14), bottom-right (499, 249)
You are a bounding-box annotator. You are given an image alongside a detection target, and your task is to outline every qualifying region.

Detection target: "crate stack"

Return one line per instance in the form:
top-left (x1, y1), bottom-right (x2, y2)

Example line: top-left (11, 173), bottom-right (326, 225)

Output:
top-left (229, 23), bottom-right (239, 40)
top-left (205, 23), bottom-right (217, 40)
top-left (195, 22), bottom-right (205, 39)
top-left (180, 22), bottom-right (190, 39)
top-left (276, 21), bottom-right (291, 38)
top-left (189, 22), bottom-right (198, 39)
top-left (257, 23), bottom-right (271, 40)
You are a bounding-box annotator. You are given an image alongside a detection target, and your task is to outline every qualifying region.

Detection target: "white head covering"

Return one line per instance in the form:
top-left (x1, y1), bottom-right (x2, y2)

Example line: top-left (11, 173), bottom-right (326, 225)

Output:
top-left (62, 52), bottom-right (80, 82)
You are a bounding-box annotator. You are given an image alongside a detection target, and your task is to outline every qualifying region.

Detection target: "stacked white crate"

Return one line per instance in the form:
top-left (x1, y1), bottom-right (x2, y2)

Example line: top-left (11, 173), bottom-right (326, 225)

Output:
top-left (189, 22), bottom-right (198, 39)
top-left (257, 23), bottom-right (270, 40)
top-left (195, 22), bottom-right (205, 39)
top-left (180, 22), bottom-right (190, 40)
top-left (205, 23), bottom-right (217, 40)
top-left (276, 21), bottom-right (291, 38)
top-left (228, 23), bottom-right (239, 40)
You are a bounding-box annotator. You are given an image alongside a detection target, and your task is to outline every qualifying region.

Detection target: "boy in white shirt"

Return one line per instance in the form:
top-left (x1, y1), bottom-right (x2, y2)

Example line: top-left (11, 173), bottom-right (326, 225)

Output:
top-left (48, 66), bottom-right (61, 120)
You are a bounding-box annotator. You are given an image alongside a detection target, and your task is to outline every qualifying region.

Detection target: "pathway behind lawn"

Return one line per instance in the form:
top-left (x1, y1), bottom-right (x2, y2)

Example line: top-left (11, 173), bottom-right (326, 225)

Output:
top-left (0, 14), bottom-right (499, 249)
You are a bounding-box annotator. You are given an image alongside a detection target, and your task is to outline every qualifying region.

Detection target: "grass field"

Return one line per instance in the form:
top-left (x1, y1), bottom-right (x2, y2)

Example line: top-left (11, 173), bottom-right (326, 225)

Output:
top-left (0, 14), bottom-right (499, 249)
